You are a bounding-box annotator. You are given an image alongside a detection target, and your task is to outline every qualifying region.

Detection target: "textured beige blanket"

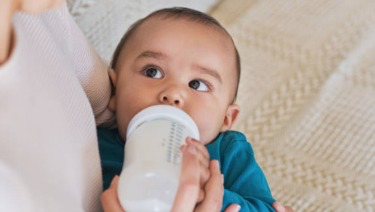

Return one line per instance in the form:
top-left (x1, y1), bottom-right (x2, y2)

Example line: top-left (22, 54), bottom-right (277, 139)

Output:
top-left (70, 0), bottom-right (375, 211)
top-left (211, 0), bottom-right (375, 211)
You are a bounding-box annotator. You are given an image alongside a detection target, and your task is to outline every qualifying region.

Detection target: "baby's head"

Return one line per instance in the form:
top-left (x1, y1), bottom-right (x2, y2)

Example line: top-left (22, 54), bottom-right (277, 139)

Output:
top-left (108, 7), bottom-right (241, 144)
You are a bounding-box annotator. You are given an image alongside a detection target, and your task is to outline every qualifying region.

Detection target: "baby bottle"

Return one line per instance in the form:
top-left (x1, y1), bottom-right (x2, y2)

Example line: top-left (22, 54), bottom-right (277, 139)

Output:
top-left (117, 105), bottom-right (200, 212)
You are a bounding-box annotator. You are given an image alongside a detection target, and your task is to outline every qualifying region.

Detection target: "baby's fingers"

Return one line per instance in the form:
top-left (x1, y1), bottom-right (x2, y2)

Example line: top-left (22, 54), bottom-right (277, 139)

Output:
top-left (186, 137), bottom-right (209, 168)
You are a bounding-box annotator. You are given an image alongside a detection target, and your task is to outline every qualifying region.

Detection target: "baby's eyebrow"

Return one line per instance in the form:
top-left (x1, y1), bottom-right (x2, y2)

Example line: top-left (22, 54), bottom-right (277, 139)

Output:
top-left (193, 65), bottom-right (222, 84)
top-left (136, 51), bottom-right (167, 60)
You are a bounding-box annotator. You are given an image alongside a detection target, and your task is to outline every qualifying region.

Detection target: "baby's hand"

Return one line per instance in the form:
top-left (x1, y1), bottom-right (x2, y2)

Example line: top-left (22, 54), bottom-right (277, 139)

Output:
top-left (182, 137), bottom-right (210, 203)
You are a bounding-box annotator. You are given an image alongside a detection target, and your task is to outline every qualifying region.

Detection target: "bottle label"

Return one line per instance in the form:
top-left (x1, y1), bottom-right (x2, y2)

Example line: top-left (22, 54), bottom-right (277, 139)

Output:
top-left (165, 120), bottom-right (186, 165)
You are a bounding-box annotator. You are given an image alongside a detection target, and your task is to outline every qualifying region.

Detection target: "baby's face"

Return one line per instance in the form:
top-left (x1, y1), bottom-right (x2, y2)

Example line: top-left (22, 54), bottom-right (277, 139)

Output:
top-left (109, 17), bottom-right (239, 144)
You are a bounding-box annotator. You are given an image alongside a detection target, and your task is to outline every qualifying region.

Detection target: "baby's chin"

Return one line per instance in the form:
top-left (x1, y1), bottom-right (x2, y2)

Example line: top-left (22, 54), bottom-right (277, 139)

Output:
top-left (114, 113), bottom-right (134, 142)
top-left (198, 132), bottom-right (217, 145)
top-left (200, 127), bottom-right (227, 145)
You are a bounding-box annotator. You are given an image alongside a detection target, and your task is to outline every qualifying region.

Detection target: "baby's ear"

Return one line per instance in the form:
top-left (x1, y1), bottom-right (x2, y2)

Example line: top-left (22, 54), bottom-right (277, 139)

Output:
top-left (108, 68), bottom-right (117, 85)
top-left (220, 104), bottom-right (240, 132)
top-left (108, 68), bottom-right (117, 112)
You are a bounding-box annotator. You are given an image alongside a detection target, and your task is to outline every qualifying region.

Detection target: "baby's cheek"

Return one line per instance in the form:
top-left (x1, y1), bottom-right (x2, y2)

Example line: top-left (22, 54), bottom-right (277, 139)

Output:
top-left (197, 123), bottom-right (218, 145)
top-left (116, 118), bottom-right (127, 139)
top-left (115, 110), bottom-right (132, 139)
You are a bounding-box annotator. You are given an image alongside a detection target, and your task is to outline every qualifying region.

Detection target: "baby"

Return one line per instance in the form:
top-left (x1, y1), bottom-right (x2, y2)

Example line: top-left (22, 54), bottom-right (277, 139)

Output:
top-left (98, 7), bottom-right (275, 211)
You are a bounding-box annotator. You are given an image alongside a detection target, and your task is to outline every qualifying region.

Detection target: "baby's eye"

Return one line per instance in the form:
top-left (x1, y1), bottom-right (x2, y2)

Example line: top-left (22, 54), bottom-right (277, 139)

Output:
top-left (189, 80), bottom-right (209, 91)
top-left (144, 67), bottom-right (163, 79)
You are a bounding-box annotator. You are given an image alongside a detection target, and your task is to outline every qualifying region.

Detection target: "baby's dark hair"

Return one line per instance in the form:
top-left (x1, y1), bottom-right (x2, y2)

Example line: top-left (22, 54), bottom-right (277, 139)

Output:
top-left (110, 7), bottom-right (241, 102)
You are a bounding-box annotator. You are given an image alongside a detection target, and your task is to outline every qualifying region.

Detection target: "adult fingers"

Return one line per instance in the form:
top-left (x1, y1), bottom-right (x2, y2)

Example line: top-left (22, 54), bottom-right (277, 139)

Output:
top-left (195, 160), bottom-right (224, 212)
top-left (101, 176), bottom-right (125, 212)
top-left (172, 144), bottom-right (200, 212)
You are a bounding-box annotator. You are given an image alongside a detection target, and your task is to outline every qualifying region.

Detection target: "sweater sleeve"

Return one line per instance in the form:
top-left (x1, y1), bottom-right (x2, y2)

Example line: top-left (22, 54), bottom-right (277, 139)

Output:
top-left (65, 7), bottom-right (114, 126)
top-left (221, 135), bottom-right (275, 211)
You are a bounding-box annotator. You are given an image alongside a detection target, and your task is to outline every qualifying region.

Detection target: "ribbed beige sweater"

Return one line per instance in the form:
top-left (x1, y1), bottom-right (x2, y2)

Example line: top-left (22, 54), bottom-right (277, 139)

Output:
top-left (0, 4), bottom-right (112, 211)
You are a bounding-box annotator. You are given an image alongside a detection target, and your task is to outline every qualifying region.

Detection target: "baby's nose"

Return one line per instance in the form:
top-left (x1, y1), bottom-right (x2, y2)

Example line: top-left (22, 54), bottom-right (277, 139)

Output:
top-left (158, 86), bottom-right (185, 107)
top-left (161, 96), bottom-right (180, 105)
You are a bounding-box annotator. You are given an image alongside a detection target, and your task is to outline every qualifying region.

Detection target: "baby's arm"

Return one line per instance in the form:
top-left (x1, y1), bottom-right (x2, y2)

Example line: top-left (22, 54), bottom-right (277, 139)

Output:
top-left (220, 135), bottom-right (275, 211)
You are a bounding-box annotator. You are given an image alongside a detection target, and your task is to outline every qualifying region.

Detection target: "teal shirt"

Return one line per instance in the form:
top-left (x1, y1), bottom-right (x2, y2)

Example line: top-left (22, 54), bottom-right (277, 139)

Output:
top-left (97, 127), bottom-right (275, 211)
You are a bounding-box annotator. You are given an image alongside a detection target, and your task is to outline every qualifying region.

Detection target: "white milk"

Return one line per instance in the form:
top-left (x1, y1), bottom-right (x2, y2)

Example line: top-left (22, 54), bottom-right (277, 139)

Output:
top-left (118, 105), bottom-right (200, 212)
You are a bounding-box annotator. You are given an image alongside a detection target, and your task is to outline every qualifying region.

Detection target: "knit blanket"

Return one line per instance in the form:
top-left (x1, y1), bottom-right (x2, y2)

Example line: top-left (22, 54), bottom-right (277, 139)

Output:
top-left (211, 0), bottom-right (375, 211)
top-left (69, 0), bottom-right (375, 211)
